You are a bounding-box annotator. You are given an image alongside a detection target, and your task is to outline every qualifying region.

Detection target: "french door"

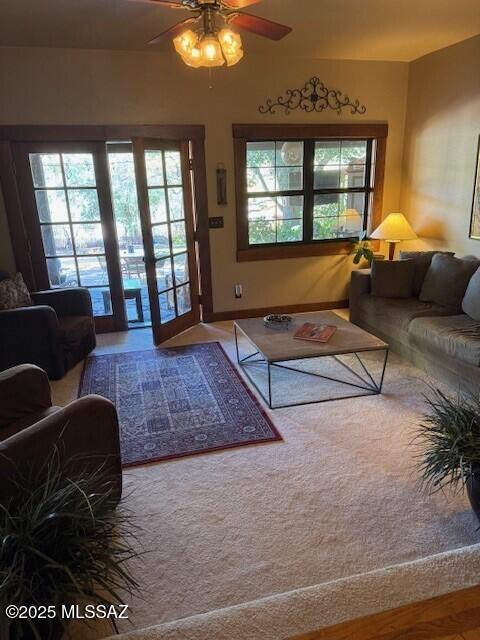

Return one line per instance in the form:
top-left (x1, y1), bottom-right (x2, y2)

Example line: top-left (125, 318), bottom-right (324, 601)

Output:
top-left (132, 139), bottom-right (200, 344)
top-left (13, 141), bottom-right (126, 332)
top-left (11, 138), bottom-right (202, 342)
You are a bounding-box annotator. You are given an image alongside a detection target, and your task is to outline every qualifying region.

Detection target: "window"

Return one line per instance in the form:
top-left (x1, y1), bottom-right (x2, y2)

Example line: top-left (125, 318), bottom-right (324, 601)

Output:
top-left (234, 124), bottom-right (387, 261)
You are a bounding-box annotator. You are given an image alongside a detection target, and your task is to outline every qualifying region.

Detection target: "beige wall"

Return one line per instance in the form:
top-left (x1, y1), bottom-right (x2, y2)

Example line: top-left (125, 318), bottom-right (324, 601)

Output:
top-left (401, 35), bottom-right (480, 256)
top-left (0, 46), bottom-right (409, 310)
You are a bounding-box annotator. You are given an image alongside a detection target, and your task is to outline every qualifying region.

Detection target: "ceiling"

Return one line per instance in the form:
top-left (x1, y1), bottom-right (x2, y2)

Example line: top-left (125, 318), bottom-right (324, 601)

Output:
top-left (1, 0), bottom-right (479, 62)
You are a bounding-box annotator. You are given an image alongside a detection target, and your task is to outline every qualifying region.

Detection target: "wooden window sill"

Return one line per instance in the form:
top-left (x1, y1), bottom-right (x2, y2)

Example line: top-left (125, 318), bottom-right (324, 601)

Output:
top-left (238, 241), bottom-right (347, 262)
top-left (237, 239), bottom-right (380, 262)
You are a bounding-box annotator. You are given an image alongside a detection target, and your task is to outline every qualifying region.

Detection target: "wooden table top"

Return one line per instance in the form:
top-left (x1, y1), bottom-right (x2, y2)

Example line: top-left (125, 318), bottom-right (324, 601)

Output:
top-left (235, 311), bottom-right (388, 363)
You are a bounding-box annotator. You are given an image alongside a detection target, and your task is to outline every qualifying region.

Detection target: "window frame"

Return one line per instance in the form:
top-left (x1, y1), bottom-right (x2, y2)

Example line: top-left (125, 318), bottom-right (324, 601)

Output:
top-left (233, 123), bottom-right (387, 262)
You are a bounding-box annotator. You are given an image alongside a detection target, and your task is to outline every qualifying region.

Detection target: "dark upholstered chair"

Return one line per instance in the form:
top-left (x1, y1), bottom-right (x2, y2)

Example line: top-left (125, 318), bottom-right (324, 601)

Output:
top-left (0, 364), bottom-right (122, 505)
top-left (0, 271), bottom-right (96, 379)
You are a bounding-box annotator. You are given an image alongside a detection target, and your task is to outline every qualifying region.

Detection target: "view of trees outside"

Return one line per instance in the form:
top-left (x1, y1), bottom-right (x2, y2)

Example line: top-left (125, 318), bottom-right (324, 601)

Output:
top-left (246, 140), bottom-right (368, 245)
top-left (29, 150), bottom-right (191, 324)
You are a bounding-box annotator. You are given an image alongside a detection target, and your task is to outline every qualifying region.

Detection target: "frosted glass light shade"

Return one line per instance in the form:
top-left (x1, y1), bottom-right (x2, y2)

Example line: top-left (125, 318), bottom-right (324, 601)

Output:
top-left (199, 35), bottom-right (225, 67)
top-left (370, 212), bottom-right (417, 241)
top-left (174, 28), bottom-right (244, 68)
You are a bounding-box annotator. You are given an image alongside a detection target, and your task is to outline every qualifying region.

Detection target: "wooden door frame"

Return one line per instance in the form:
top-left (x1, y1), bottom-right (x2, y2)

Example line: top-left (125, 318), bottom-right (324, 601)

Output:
top-left (132, 137), bottom-right (201, 344)
top-left (0, 124), bottom-right (214, 324)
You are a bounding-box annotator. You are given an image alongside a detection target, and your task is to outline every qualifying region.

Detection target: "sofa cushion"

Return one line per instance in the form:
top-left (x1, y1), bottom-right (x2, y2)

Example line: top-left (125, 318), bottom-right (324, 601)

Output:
top-left (57, 315), bottom-right (95, 344)
top-left (462, 266), bottom-right (480, 320)
top-left (409, 314), bottom-right (480, 367)
top-left (355, 295), bottom-right (453, 338)
top-left (371, 260), bottom-right (414, 298)
top-left (419, 254), bottom-right (480, 311)
top-left (400, 251), bottom-right (455, 296)
top-left (0, 273), bottom-right (33, 310)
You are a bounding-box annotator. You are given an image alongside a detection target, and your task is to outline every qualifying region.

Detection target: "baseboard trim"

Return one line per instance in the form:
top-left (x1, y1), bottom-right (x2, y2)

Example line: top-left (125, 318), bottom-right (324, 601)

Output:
top-left (205, 300), bottom-right (348, 322)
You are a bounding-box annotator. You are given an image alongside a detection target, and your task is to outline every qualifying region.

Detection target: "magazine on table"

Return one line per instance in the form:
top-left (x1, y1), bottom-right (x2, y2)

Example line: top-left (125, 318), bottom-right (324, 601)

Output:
top-left (293, 322), bottom-right (337, 343)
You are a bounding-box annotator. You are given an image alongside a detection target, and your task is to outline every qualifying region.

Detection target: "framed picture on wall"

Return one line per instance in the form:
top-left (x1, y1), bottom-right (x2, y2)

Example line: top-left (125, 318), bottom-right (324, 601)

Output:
top-left (469, 135), bottom-right (480, 240)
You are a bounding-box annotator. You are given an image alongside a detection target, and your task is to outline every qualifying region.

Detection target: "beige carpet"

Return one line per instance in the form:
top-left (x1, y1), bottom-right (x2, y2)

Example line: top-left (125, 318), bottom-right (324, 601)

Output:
top-left (52, 318), bottom-right (480, 640)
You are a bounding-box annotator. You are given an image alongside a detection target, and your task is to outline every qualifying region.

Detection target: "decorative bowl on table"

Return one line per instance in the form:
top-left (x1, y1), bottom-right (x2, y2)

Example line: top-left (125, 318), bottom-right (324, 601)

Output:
top-left (263, 314), bottom-right (293, 330)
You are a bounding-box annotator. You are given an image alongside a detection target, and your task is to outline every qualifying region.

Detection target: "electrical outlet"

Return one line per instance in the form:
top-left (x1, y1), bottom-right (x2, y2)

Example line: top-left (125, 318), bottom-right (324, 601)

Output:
top-left (234, 284), bottom-right (242, 299)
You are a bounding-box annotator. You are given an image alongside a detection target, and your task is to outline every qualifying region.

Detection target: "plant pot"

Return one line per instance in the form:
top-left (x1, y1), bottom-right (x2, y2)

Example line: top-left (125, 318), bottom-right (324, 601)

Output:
top-left (466, 469), bottom-right (480, 522)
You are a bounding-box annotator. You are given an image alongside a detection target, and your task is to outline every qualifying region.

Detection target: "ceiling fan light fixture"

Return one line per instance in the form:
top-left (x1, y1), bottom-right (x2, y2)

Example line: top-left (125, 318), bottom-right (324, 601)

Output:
top-left (218, 28), bottom-right (244, 66)
top-left (199, 34), bottom-right (225, 67)
top-left (173, 29), bottom-right (198, 55)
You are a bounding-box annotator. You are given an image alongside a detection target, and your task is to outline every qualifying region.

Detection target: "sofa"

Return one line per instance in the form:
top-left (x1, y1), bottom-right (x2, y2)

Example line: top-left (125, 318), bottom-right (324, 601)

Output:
top-left (0, 364), bottom-right (122, 505)
top-left (350, 251), bottom-right (480, 394)
top-left (0, 270), bottom-right (96, 379)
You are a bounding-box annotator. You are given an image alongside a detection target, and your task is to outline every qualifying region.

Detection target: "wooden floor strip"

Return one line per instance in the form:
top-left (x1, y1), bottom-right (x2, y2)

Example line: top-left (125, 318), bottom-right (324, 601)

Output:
top-left (291, 586), bottom-right (480, 640)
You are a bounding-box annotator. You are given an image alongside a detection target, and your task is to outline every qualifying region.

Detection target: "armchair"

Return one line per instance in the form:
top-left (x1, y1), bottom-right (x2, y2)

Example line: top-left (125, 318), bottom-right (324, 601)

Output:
top-left (0, 364), bottom-right (122, 505)
top-left (0, 271), bottom-right (96, 379)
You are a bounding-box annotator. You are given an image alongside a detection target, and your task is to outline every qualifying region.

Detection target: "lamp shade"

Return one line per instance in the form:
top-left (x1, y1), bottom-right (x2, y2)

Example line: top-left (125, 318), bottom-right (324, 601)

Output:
top-left (370, 213), bottom-right (417, 241)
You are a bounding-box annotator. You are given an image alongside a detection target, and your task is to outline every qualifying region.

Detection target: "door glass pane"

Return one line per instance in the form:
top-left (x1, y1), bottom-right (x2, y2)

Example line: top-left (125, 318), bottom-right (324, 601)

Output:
top-left (77, 256), bottom-right (109, 286)
top-left (30, 154), bottom-right (63, 188)
top-left (159, 291), bottom-right (176, 323)
top-left (68, 189), bottom-right (101, 221)
top-left (156, 257), bottom-right (173, 292)
top-left (35, 190), bottom-right (69, 223)
top-left (171, 221), bottom-right (186, 254)
top-left (41, 224), bottom-right (73, 256)
top-left (108, 148), bottom-right (151, 329)
top-left (63, 154), bottom-right (96, 187)
top-left (149, 188), bottom-right (167, 223)
top-left (46, 257), bottom-right (78, 287)
top-left (89, 287), bottom-right (112, 317)
top-left (168, 187), bottom-right (185, 220)
top-left (145, 151), bottom-right (164, 186)
top-left (165, 151), bottom-right (182, 185)
top-left (152, 224), bottom-right (170, 258)
top-left (173, 252), bottom-right (189, 285)
top-left (176, 284), bottom-right (191, 315)
top-left (72, 223), bottom-right (104, 254)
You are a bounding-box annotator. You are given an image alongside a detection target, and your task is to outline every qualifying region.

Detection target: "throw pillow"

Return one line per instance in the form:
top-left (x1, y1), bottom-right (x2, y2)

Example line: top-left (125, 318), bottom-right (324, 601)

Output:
top-left (370, 259), bottom-right (415, 299)
top-left (419, 254), bottom-right (480, 311)
top-left (399, 250), bottom-right (455, 296)
top-left (462, 266), bottom-right (480, 320)
top-left (0, 273), bottom-right (33, 310)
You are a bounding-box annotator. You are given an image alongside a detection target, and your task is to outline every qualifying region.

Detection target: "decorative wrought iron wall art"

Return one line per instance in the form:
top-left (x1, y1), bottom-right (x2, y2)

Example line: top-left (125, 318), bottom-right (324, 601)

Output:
top-left (259, 77), bottom-right (367, 116)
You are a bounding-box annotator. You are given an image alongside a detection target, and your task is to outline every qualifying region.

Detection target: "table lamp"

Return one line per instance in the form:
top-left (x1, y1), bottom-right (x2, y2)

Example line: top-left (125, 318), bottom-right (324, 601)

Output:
top-left (370, 212), bottom-right (417, 260)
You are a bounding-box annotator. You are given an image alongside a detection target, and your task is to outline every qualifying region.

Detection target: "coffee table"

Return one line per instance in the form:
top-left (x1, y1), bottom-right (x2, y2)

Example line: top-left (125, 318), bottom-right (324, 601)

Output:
top-left (234, 311), bottom-right (389, 409)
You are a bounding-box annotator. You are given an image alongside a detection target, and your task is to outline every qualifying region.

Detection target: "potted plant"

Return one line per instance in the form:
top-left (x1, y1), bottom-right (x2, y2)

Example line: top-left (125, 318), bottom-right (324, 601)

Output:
top-left (415, 388), bottom-right (480, 521)
top-left (352, 230), bottom-right (374, 266)
top-left (0, 450), bottom-right (141, 640)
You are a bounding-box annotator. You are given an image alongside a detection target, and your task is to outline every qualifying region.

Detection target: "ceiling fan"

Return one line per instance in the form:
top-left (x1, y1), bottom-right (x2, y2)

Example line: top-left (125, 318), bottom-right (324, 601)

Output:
top-left (130, 0), bottom-right (292, 68)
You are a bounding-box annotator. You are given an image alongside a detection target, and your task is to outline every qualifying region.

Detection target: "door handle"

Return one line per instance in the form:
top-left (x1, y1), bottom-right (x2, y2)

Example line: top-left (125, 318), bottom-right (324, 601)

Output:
top-left (142, 257), bottom-right (158, 264)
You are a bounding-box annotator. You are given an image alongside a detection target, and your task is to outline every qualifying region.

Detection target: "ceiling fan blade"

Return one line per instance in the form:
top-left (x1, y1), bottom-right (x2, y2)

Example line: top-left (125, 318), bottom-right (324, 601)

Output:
top-left (228, 12), bottom-right (292, 40)
top-left (148, 16), bottom-right (198, 44)
top-left (222, 0), bottom-right (262, 8)
top-left (129, 0), bottom-right (186, 8)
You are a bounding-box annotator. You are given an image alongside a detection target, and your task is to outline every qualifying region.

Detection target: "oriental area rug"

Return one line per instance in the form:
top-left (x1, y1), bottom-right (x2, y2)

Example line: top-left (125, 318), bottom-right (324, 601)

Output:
top-left (79, 342), bottom-right (282, 467)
